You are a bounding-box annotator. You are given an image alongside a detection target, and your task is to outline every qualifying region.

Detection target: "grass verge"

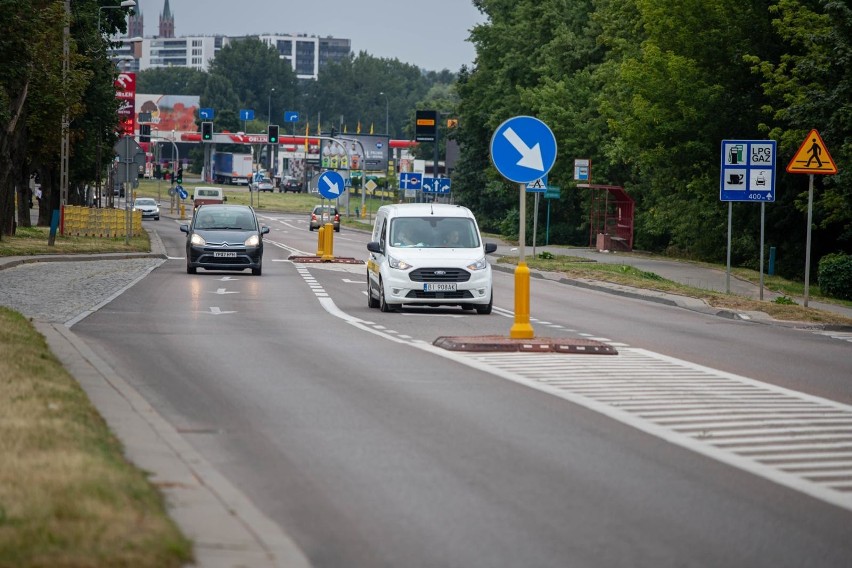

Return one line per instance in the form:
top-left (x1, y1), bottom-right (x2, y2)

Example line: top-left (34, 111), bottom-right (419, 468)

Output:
top-left (0, 307), bottom-right (192, 567)
top-left (0, 226), bottom-right (150, 256)
top-left (499, 254), bottom-right (852, 326)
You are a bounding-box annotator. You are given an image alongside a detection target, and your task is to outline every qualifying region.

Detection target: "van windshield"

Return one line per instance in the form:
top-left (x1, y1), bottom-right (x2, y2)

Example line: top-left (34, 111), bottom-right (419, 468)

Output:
top-left (390, 217), bottom-right (480, 248)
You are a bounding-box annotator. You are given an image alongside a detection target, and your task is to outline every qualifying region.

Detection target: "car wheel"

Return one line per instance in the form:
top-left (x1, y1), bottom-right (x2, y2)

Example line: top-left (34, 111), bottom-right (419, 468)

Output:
top-left (186, 264), bottom-right (197, 274)
top-left (252, 266), bottom-right (262, 276)
top-left (155, 216), bottom-right (159, 221)
top-left (475, 293), bottom-right (493, 315)
top-left (309, 226), bottom-right (314, 231)
top-left (367, 274), bottom-right (380, 308)
top-left (379, 278), bottom-right (397, 312)
top-left (334, 227), bottom-right (340, 232)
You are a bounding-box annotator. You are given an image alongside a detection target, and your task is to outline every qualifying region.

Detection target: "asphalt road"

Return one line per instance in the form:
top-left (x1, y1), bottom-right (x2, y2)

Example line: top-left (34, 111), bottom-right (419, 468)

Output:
top-left (58, 212), bottom-right (852, 567)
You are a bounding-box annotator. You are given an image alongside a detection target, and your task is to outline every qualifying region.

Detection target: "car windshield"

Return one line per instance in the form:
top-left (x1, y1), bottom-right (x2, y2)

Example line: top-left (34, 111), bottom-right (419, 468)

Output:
top-left (195, 208), bottom-right (256, 230)
top-left (135, 199), bottom-right (156, 206)
top-left (390, 217), bottom-right (479, 248)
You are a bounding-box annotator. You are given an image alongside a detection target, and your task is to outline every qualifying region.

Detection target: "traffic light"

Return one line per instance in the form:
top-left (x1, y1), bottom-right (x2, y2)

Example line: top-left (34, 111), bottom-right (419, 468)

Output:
top-left (139, 124), bottom-right (151, 143)
top-left (176, 168), bottom-right (183, 185)
top-left (268, 124), bottom-right (279, 144)
top-left (201, 121), bottom-right (213, 141)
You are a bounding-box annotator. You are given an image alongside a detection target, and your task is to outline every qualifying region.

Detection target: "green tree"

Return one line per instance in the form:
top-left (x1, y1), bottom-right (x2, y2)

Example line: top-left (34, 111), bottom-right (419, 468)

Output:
top-left (137, 67), bottom-right (208, 96)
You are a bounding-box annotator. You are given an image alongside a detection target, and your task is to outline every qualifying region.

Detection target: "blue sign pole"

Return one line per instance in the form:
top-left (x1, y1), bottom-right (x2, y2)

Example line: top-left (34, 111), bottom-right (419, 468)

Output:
top-left (490, 116), bottom-right (557, 339)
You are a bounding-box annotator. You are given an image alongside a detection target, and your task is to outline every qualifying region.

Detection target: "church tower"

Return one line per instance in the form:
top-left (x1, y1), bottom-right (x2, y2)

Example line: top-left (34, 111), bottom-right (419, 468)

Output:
top-left (126, 0), bottom-right (144, 38)
top-left (158, 0), bottom-right (175, 38)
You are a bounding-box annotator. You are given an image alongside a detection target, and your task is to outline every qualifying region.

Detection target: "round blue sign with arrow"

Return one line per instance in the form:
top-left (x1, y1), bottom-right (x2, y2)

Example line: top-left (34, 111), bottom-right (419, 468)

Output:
top-left (490, 116), bottom-right (557, 183)
top-left (317, 170), bottom-right (345, 200)
top-left (175, 184), bottom-right (188, 200)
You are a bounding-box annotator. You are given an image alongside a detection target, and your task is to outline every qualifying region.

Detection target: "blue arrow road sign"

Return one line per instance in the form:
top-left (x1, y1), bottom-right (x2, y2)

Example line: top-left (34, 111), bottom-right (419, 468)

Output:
top-left (199, 108), bottom-right (214, 120)
top-left (317, 170), bottom-right (345, 200)
top-left (423, 177), bottom-right (451, 194)
top-left (399, 172), bottom-right (423, 191)
top-left (284, 111), bottom-right (299, 123)
top-left (176, 185), bottom-right (188, 200)
top-left (490, 116), bottom-right (557, 183)
top-left (239, 109), bottom-right (254, 121)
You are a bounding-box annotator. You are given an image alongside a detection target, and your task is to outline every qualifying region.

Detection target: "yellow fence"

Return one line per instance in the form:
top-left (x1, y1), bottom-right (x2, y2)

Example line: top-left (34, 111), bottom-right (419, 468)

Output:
top-left (62, 206), bottom-right (143, 237)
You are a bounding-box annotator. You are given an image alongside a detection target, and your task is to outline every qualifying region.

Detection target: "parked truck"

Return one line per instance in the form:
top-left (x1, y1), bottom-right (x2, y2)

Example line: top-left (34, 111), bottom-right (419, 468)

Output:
top-left (212, 152), bottom-right (253, 185)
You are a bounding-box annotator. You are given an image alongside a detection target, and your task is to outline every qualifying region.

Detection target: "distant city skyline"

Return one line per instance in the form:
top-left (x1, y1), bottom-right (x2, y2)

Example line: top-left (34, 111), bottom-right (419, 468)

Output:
top-left (132, 0), bottom-right (487, 72)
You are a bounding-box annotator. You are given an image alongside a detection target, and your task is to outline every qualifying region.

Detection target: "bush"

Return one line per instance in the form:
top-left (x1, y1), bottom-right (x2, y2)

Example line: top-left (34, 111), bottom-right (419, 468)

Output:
top-left (818, 253), bottom-right (852, 300)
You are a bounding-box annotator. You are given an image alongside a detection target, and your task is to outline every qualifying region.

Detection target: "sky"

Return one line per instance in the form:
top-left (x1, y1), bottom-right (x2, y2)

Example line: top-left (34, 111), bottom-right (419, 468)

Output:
top-left (134, 0), bottom-right (488, 72)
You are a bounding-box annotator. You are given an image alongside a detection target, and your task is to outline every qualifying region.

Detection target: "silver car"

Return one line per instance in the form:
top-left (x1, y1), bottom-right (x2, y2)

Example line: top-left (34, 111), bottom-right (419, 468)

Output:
top-left (133, 197), bottom-right (160, 220)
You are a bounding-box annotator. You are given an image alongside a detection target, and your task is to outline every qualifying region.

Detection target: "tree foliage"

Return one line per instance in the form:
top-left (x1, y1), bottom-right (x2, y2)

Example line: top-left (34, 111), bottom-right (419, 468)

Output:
top-left (455, 0), bottom-right (850, 278)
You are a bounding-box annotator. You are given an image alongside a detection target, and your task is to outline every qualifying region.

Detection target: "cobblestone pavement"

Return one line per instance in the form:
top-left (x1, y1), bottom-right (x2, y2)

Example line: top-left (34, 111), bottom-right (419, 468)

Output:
top-left (0, 258), bottom-right (164, 324)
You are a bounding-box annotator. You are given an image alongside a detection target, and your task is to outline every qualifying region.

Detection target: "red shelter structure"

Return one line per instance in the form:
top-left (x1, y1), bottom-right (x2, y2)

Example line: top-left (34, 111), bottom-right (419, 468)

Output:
top-left (580, 183), bottom-right (635, 252)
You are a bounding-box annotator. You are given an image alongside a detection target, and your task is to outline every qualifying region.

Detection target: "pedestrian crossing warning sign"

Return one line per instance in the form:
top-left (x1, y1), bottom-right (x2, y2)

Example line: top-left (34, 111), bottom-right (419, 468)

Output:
top-left (786, 129), bottom-right (838, 174)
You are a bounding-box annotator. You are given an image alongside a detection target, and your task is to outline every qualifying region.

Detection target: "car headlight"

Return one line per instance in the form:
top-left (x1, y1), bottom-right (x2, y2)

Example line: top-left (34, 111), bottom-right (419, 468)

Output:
top-left (388, 255), bottom-right (412, 270)
top-left (244, 234), bottom-right (260, 247)
top-left (190, 233), bottom-right (206, 246)
top-left (466, 257), bottom-right (489, 271)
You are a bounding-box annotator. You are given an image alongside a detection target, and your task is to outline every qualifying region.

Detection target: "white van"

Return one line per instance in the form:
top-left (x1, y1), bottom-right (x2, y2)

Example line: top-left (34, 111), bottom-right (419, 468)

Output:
top-left (366, 203), bottom-right (497, 314)
top-left (191, 186), bottom-right (227, 208)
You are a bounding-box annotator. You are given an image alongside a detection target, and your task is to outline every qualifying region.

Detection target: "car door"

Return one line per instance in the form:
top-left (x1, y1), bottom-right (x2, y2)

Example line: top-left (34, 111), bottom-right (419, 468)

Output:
top-left (367, 217), bottom-right (388, 293)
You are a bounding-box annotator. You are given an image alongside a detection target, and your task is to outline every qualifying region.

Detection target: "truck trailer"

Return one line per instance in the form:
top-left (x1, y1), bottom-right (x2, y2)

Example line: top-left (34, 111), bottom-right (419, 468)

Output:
top-left (212, 152), bottom-right (253, 185)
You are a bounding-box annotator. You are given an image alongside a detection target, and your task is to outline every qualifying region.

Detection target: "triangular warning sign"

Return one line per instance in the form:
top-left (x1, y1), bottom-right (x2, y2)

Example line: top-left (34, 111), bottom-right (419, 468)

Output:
top-left (786, 129), bottom-right (838, 174)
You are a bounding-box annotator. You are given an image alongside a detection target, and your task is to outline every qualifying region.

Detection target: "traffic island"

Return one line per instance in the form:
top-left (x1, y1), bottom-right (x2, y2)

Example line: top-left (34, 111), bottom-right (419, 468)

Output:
top-left (433, 335), bottom-right (617, 354)
top-left (288, 255), bottom-right (364, 264)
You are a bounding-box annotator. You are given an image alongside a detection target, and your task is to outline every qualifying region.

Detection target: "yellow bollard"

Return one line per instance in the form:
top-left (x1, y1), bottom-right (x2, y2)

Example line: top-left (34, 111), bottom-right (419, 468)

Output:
top-left (321, 222), bottom-right (335, 261)
top-left (316, 225), bottom-right (325, 256)
top-left (179, 203), bottom-right (186, 219)
top-left (510, 262), bottom-right (535, 339)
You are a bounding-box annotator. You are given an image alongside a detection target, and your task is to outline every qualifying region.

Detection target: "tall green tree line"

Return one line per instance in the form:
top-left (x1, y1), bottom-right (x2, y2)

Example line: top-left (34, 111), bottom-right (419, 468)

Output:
top-left (455, 0), bottom-right (850, 279)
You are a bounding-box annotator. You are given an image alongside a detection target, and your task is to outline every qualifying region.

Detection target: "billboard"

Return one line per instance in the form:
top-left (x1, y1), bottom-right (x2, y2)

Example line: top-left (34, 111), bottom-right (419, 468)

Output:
top-left (135, 94), bottom-right (201, 134)
top-left (320, 134), bottom-right (389, 173)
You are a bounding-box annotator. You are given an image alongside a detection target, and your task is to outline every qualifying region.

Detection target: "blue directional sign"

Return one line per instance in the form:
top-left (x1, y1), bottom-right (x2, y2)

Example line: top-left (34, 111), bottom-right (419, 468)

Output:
top-left (284, 111), bottom-right (299, 123)
top-left (199, 108), bottom-right (214, 120)
top-left (423, 177), bottom-right (451, 194)
top-left (490, 116), bottom-right (557, 183)
top-left (176, 184), bottom-right (188, 200)
top-left (239, 109), bottom-right (254, 121)
top-left (317, 170), bottom-right (345, 200)
top-left (399, 172), bottom-right (423, 191)
top-left (720, 140), bottom-right (777, 202)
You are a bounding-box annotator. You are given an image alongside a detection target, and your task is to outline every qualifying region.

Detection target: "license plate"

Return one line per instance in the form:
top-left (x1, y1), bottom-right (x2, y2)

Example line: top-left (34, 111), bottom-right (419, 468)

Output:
top-left (424, 282), bottom-right (457, 292)
top-left (213, 251), bottom-right (237, 258)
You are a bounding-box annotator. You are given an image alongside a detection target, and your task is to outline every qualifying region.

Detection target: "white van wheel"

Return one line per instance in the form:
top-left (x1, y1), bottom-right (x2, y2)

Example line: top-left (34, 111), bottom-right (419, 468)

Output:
top-left (367, 274), bottom-right (379, 308)
top-left (475, 293), bottom-right (493, 315)
top-left (379, 279), bottom-right (397, 312)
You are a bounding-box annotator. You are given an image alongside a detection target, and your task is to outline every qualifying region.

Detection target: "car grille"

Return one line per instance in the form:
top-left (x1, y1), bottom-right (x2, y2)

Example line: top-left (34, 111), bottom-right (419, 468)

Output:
top-left (198, 254), bottom-right (250, 266)
top-left (406, 290), bottom-right (474, 299)
top-left (409, 268), bottom-right (471, 283)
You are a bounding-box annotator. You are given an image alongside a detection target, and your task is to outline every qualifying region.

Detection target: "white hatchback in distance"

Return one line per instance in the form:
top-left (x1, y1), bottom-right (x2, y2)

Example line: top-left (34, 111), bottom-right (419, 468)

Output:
top-left (366, 203), bottom-right (497, 314)
top-left (133, 197), bottom-right (160, 220)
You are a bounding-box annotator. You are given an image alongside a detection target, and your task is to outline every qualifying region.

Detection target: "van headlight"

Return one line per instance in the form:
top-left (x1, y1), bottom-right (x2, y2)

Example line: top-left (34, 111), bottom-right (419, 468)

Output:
top-left (467, 257), bottom-right (488, 271)
top-left (244, 235), bottom-right (260, 247)
top-left (190, 234), bottom-right (206, 246)
top-left (388, 255), bottom-right (412, 270)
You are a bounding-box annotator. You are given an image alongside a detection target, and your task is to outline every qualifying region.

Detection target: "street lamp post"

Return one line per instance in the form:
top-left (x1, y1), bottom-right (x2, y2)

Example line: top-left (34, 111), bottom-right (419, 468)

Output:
top-left (268, 88), bottom-right (275, 172)
top-left (379, 92), bottom-right (389, 135)
top-left (98, 0), bottom-right (137, 34)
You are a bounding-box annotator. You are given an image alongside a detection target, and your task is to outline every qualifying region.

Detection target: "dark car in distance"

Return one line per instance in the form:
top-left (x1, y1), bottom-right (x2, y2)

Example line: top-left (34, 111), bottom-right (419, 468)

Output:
top-left (280, 177), bottom-right (303, 193)
top-left (180, 204), bottom-right (269, 276)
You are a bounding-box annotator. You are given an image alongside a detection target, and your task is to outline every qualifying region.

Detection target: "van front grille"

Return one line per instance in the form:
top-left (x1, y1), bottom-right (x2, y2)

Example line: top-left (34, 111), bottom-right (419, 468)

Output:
top-left (409, 268), bottom-right (470, 283)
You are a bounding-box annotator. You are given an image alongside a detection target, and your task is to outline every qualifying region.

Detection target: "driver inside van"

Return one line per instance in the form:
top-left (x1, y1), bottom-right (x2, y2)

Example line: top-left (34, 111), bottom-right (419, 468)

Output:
top-left (395, 226), bottom-right (417, 246)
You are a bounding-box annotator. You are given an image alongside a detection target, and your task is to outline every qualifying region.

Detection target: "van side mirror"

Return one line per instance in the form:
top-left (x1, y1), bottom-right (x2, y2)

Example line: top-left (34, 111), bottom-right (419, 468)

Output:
top-left (224, 196), bottom-right (228, 201)
top-left (484, 243), bottom-right (497, 254)
top-left (367, 241), bottom-right (382, 254)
